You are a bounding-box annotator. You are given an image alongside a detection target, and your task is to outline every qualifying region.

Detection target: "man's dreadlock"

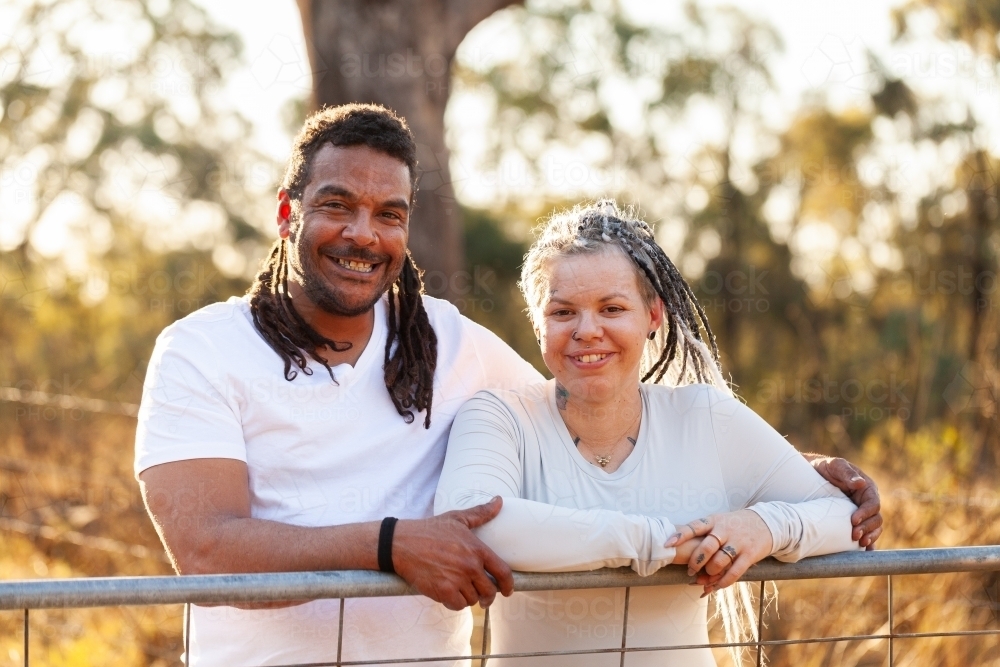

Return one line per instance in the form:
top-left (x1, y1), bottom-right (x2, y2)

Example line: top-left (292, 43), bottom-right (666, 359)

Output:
top-left (247, 103), bottom-right (438, 428)
top-left (520, 199), bottom-right (726, 390)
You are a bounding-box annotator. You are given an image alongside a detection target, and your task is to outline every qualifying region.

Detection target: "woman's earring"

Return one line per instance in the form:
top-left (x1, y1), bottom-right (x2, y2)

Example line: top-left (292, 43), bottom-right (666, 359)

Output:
top-left (648, 331), bottom-right (656, 340)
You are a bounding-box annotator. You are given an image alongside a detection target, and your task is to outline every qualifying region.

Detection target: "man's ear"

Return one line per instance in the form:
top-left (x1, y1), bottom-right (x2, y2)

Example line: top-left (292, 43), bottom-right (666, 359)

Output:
top-left (276, 190), bottom-right (293, 239)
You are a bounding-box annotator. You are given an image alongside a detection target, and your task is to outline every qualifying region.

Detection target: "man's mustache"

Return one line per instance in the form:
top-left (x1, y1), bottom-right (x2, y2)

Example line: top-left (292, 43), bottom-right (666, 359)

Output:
top-left (318, 245), bottom-right (392, 264)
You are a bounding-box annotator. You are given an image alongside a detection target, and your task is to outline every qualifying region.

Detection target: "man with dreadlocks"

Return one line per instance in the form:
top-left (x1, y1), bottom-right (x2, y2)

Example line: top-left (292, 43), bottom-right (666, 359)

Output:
top-left (135, 105), bottom-right (880, 666)
top-left (134, 104), bottom-right (544, 667)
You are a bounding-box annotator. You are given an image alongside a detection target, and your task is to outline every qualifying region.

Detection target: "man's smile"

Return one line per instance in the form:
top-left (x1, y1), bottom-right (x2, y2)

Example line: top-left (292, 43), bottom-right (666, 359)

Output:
top-left (321, 251), bottom-right (385, 277)
top-left (335, 258), bottom-right (376, 273)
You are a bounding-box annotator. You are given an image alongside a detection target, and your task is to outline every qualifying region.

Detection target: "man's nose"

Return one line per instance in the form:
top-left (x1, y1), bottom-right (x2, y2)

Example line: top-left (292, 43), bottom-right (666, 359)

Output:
top-left (341, 209), bottom-right (377, 246)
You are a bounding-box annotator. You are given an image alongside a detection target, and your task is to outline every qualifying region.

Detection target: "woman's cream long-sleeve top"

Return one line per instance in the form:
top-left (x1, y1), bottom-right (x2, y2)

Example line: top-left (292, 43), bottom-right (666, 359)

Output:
top-left (435, 379), bottom-right (860, 667)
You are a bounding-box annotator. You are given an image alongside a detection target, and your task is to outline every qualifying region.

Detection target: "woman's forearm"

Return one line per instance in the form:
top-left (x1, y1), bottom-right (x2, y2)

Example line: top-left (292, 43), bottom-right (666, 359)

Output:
top-left (748, 496), bottom-right (861, 562)
top-left (446, 492), bottom-right (676, 575)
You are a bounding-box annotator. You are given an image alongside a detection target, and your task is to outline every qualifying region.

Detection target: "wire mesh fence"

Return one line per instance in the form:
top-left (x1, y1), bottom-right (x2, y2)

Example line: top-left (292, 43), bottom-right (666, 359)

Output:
top-left (1, 546), bottom-right (998, 667)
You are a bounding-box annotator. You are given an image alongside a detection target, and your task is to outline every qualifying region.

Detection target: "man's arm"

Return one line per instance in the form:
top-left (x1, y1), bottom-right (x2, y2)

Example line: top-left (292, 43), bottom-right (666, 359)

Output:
top-left (139, 458), bottom-right (513, 610)
top-left (801, 453), bottom-right (883, 549)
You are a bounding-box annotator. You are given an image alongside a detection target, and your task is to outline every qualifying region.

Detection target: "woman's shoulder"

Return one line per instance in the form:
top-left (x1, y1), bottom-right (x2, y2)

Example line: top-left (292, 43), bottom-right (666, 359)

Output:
top-left (469, 380), bottom-right (551, 410)
top-left (641, 382), bottom-right (743, 416)
top-left (452, 382), bottom-right (554, 444)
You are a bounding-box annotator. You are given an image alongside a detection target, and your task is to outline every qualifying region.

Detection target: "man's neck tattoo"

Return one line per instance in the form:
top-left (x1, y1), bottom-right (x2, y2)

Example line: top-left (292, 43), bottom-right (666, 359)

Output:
top-left (556, 382), bottom-right (569, 411)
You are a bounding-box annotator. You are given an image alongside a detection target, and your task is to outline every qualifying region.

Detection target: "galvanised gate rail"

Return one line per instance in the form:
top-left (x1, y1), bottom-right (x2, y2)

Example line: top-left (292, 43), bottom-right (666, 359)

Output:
top-left (2, 546), bottom-right (999, 666)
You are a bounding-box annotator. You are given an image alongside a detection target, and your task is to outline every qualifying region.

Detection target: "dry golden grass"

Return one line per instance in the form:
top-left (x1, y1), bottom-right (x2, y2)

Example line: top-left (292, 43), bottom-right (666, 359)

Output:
top-left (702, 420), bottom-right (1000, 667)
top-left (731, 481), bottom-right (1000, 667)
top-left (1, 411), bottom-right (998, 666)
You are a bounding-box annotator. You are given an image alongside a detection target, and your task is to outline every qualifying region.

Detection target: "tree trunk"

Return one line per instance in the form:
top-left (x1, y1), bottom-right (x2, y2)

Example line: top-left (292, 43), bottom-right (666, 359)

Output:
top-left (295, 0), bottom-right (521, 301)
top-left (966, 150), bottom-right (1000, 471)
top-left (717, 140), bottom-right (744, 379)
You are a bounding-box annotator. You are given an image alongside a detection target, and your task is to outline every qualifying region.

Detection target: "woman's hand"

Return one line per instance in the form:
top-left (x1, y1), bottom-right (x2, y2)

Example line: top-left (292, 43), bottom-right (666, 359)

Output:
top-left (671, 535), bottom-right (705, 566)
top-left (665, 511), bottom-right (773, 597)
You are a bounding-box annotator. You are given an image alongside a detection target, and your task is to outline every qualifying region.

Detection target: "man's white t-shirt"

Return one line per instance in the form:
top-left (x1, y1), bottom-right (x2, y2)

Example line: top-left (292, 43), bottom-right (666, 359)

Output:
top-left (134, 294), bottom-right (543, 667)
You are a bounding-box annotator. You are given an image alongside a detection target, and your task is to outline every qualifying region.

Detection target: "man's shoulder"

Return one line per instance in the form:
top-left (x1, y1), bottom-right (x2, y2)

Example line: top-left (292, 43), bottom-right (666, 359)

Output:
top-left (154, 296), bottom-right (254, 355)
top-left (419, 294), bottom-right (508, 346)
top-left (418, 295), bottom-right (543, 383)
top-left (419, 293), bottom-right (461, 323)
top-left (418, 294), bottom-right (493, 348)
top-left (164, 296), bottom-right (248, 329)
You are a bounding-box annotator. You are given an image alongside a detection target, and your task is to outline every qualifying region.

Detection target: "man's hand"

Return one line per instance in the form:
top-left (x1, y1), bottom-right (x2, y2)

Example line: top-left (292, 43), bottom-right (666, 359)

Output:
top-left (140, 460), bottom-right (513, 610)
top-left (392, 496), bottom-right (514, 611)
top-left (803, 453), bottom-right (883, 549)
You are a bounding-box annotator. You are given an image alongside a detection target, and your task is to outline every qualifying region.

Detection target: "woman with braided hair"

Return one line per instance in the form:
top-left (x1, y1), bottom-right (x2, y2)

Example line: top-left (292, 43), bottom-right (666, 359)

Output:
top-left (435, 200), bottom-right (864, 666)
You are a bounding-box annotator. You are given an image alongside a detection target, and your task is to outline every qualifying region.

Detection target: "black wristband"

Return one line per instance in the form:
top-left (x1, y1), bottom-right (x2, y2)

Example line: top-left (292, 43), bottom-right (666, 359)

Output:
top-left (378, 517), bottom-right (398, 574)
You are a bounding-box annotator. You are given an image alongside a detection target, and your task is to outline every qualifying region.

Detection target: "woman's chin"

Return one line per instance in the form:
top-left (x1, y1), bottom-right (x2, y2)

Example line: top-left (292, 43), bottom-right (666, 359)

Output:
top-left (554, 372), bottom-right (633, 403)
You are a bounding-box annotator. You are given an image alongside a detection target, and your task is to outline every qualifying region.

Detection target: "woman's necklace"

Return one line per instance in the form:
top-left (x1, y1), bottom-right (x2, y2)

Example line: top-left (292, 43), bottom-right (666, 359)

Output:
top-left (567, 411), bottom-right (641, 468)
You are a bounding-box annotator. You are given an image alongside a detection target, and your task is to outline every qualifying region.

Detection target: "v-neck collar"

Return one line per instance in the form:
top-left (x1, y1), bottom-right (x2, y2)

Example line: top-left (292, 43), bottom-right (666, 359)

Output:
top-left (313, 297), bottom-right (387, 387)
top-left (545, 378), bottom-right (650, 481)
top-left (236, 294), bottom-right (387, 388)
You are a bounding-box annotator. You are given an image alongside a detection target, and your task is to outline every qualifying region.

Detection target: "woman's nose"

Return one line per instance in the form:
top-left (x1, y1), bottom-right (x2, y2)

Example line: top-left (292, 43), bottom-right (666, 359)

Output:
top-left (574, 311), bottom-right (603, 340)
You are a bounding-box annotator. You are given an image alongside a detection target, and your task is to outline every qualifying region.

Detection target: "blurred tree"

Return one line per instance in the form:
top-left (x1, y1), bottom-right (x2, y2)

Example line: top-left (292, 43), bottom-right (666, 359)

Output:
top-left (460, 206), bottom-right (544, 372)
top-left (450, 0), bottom-right (1000, 464)
top-left (1, 0), bottom-right (270, 399)
top-left (0, 2), bottom-right (261, 659)
top-left (895, 0), bottom-right (1000, 57)
top-left (449, 1), bottom-right (824, 423)
top-left (2, 0), bottom-right (1000, 663)
top-left (883, 1), bottom-right (1000, 466)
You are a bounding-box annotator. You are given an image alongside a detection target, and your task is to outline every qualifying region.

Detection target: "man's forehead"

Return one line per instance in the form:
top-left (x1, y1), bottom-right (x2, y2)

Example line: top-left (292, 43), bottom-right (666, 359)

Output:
top-left (306, 144), bottom-right (411, 198)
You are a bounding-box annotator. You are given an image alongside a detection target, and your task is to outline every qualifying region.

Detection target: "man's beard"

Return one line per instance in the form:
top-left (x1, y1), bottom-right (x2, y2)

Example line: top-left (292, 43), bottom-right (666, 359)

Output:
top-left (288, 237), bottom-right (402, 317)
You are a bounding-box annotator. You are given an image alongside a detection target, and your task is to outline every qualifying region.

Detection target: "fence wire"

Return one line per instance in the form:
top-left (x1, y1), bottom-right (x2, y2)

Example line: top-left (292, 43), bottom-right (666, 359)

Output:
top-left (3, 546), bottom-right (1000, 667)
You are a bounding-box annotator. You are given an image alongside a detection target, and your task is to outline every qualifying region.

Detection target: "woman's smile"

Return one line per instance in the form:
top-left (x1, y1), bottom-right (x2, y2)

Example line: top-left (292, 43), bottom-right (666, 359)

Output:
top-left (567, 351), bottom-right (614, 367)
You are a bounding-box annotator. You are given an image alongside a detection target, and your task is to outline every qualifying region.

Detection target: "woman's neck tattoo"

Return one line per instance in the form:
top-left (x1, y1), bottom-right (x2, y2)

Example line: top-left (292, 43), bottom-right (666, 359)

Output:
top-left (556, 382), bottom-right (570, 411)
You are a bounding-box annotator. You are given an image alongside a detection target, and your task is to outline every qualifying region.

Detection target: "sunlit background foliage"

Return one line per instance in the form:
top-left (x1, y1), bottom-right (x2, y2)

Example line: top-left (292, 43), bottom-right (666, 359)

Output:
top-left (1, 0), bottom-right (999, 664)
